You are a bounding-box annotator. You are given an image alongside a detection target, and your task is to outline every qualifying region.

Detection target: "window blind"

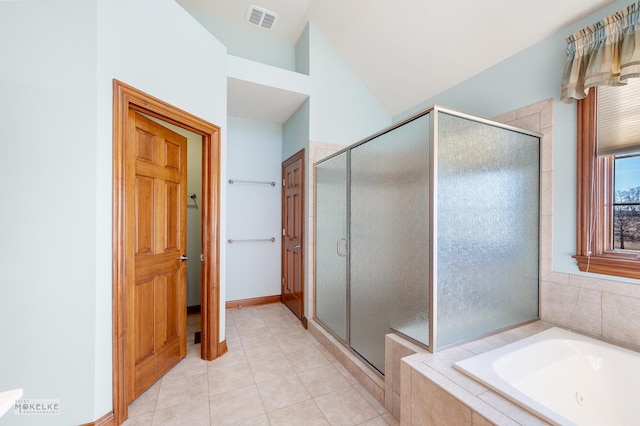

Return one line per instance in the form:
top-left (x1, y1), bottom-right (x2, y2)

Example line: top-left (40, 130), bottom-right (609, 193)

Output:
top-left (597, 78), bottom-right (640, 156)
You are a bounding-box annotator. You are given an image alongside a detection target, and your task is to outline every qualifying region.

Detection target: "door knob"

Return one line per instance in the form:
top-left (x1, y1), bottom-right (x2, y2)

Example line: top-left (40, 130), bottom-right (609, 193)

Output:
top-left (294, 245), bottom-right (301, 249)
top-left (179, 255), bottom-right (189, 262)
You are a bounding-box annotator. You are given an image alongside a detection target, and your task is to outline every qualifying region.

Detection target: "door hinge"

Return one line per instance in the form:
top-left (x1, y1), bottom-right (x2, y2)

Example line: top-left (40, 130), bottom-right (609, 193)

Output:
top-left (282, 179), bottom-right (286, 187)
top-left (282, 228), bottom-right (286, 236)
top-left (281, 277), bottom-right (285, 286)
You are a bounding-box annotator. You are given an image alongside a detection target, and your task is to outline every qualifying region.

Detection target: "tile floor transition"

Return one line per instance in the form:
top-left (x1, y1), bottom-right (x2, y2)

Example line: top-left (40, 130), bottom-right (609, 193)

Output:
top-left (123, 303), bottom-right (398, 426)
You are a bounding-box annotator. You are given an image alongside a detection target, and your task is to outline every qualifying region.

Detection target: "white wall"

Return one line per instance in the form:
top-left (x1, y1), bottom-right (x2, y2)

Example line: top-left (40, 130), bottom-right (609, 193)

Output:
top-left (0, 1), bottom-right (98, 425)
top-left (226, 117), bottom-right (283, 301)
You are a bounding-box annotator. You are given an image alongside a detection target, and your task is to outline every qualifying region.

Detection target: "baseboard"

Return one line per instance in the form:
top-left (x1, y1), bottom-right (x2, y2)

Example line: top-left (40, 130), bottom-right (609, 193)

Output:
top-left (187, 305), bottom-right (201, 315)
top-left (225, 295), bottom-right (280, 310)
top-left (80, 410), bottom-right (114, 426)
top-left (218, 339), bottom-right (228, 356)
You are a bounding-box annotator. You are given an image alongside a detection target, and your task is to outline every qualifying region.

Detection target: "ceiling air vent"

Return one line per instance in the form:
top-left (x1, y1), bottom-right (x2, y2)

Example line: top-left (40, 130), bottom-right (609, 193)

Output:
top-left (246, 5), bottom-right (278, 30)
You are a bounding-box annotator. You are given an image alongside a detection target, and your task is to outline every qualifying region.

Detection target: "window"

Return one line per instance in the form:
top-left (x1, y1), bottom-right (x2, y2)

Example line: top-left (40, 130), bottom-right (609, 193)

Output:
top-left (574, 83), bottom-right (640, 279)
top-left (613, 154), bottom-right (640, 251)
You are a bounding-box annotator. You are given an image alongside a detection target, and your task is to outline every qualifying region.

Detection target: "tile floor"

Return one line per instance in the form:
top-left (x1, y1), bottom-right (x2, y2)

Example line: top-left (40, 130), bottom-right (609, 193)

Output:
top-left (123, 303), bottom-right (399, 426)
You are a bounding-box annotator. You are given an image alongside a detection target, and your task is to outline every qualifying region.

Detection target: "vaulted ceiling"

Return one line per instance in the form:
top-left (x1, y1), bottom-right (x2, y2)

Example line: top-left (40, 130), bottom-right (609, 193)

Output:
top-left (176, 0), bottom-right (615, 119)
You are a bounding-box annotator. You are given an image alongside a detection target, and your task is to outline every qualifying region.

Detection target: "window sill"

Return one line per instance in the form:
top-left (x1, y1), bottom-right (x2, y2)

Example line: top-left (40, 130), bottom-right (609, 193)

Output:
top-left (573, 255), bottom-right (640, 280)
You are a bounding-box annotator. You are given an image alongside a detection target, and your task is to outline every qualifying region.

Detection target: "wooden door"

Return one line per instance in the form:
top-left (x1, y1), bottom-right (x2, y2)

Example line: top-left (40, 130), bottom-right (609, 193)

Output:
top-left (126, 111), bottom-right (187, 401)
top-left (282, 150), bottom-right (305, 320)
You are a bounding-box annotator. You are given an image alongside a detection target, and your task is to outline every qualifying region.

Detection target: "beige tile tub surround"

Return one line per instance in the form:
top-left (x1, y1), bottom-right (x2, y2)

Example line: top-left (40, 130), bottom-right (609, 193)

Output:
top-left (384, 334), bottom-right (427, 420)
top-left (495, 99), bottom-right (640, 352)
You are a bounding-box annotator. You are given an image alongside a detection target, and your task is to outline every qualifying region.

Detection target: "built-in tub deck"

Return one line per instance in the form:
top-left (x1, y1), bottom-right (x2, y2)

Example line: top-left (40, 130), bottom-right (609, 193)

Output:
top-left (454, 326), bottom-right (640, 425)
top-left (403, 320), bottom-right (640, 425)
top-left (401, 321), bottom-right (556, 425)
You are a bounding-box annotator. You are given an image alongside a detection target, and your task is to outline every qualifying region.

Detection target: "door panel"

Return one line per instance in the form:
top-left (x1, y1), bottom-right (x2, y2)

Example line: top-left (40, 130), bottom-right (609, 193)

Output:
top-left (314, 152), bottom-right (348, 342)
top-left (165, 182), bottom-right (180, 250)
top-left (134, 278), bottom-right (155, 363)
top-left (127, 111), bottom-right (187, 401)
top-left (349, 114), bottom-right (430, 374)
top-left (282, 150), bottom-right (305, 320)
top-left (135, 176), bottom-right (154, 254)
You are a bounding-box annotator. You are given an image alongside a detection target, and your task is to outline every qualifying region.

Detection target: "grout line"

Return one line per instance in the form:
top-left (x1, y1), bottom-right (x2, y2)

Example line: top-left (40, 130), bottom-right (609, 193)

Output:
top-left (127, 304), bottom-right (390, 425)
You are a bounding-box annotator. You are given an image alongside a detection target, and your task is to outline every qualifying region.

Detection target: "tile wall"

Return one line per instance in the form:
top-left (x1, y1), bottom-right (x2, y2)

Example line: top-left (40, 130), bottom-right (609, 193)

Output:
top-left (493, 99), bottom-right (640, 352)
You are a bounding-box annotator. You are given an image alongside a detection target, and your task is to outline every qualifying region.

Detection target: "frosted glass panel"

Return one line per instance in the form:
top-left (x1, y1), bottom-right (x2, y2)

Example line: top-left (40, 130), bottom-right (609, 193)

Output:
top-left (350, 115), bottom-right (430, 373)
top-left (315, 153), bottom-right (348, 341)
top-left (436, 112), bottom-right (539, 348)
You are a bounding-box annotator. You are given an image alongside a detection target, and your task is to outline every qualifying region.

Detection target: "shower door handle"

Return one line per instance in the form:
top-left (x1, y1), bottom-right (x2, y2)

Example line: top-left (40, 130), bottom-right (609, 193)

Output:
top-left (336, 238), bottom-right (348, 257)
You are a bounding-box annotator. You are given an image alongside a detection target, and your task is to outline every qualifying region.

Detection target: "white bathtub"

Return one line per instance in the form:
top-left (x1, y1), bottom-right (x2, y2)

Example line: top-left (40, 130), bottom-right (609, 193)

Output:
top-left (454, 327), bottom-right (640, 426)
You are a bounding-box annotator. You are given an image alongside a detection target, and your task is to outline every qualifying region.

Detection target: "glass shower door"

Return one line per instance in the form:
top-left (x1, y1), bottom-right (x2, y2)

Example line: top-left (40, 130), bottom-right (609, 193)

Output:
top-left (349, 115), bottom-right (431, 373)
top-left (315, 152), bottom-right (348, 341)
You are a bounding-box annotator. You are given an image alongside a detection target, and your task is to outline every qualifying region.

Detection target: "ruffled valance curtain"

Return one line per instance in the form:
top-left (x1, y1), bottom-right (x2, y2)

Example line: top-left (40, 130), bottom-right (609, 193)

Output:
top-left (561, 1), bottom-right (640, 103)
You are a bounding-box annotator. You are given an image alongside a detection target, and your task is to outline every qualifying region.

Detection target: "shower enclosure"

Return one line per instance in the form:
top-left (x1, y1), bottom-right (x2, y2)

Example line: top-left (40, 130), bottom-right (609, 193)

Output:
top-left (314, 106), bottom-right (540, 374)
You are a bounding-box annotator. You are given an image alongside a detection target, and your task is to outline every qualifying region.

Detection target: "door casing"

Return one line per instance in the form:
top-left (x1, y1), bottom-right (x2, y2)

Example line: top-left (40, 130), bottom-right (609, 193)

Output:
top-left (112, 80), bottom-right (222, 424)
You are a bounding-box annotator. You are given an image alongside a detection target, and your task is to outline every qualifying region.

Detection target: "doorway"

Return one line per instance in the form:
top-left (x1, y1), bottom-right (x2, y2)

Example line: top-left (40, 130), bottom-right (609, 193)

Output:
top-left (281, 149), bottom-right (305, 323)
top-left (112, 80), bottom-right (222, 424)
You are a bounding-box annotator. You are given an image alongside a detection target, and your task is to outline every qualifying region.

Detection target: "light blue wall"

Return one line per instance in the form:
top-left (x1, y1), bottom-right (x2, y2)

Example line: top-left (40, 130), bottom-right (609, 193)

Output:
top-left (96, 9), bottom-right (229, 423)
top-left (283, 100), bottom-right (311, 160)
top-left (97, 4), bottom-right (229, 422)
top-left (308, 23), bottom-right (392, 145)
top-left (11, 1), bottom-right (633, 423)
top-left (0, 1), bottom-right (98, 425)
top-left (184, 9), bottom-right (297, 72)
top-left (295, 24), bottom-right (310, 75)
top-left (0, 0), bottom-right (229, 424)
top-left (283, 20), bottom-right (395, 317)
top-left (96, 0), bottom-right (229, 357)
top-left (176, 9), bottom-right (390, 318)
top-left (393, 0), bottom-right (634, 281)
top-left (226, 117), bottom-right (283, 301)
top-left (283, 100), bottom-right (311, 313)
top-left (186, 135), bottom-right (203, 307)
